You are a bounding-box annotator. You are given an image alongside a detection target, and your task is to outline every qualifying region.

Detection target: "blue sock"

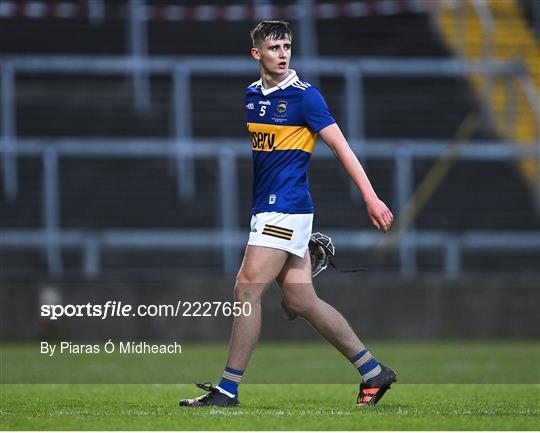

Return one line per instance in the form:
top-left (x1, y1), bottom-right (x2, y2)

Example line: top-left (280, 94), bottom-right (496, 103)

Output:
top-left (217, 366), bottom-right (244, 396)
top-left (350, 349), bottom-right (382, 383)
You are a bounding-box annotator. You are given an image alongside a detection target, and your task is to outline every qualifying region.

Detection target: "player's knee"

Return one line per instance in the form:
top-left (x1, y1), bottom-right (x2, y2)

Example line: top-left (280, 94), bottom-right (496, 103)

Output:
top-left (236, 267), bottom-right (258, 285)
top-left (234, 274), bottom-right (266, 302)
top-left (233, 285), bottom-right (263, 304)
top-left (233, 283), bottom-right (249, 302)
top-left (285, 294), bottom-right (318, 317)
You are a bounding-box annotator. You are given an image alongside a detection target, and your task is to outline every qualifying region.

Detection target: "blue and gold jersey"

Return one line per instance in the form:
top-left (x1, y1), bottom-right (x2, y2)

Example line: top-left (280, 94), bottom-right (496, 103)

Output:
top-left (245, 70), bottom-right (335, 214)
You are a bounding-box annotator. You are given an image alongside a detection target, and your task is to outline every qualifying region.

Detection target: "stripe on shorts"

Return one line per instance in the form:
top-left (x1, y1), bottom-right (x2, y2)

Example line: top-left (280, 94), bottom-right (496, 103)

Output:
top-left (262, 224), bottom-right (293, 240)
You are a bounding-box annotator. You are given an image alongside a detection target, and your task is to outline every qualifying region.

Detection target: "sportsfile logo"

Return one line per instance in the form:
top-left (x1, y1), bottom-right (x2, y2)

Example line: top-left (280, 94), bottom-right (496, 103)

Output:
top-left (40, 301), bottom-right (252, 320)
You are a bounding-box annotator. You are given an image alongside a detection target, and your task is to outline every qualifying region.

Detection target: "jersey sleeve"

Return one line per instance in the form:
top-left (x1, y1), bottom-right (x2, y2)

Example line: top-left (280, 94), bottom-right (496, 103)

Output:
top-left (302, 87), bottom-right (336, 132)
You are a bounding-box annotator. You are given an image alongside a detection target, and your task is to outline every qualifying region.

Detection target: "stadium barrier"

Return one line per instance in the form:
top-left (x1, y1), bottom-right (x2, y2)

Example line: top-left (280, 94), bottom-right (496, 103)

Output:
top-left (1, 56), bottom-right (538, 277)
top-left (0, 0), bottom-right (436, 21)
top-left (2, 55), bottom-right (535, 200)
top-left (1, 138), bottom-right (539, 278)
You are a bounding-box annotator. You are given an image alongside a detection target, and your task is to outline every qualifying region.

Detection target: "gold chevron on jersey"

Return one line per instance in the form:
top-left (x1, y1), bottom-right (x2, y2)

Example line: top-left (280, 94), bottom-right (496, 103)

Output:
top-left (262, 224), bottom-right (294, 240)
top-left (247, 122), bottom-right (317, 153)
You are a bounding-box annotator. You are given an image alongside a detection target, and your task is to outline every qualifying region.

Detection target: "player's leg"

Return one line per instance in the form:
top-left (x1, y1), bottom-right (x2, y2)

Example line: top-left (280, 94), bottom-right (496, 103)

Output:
top-left (276, 253), bottom-right (396, 406)
top-left (276, 252), bottom-right (364, 358)
top-left (225, 245), bottom-right (289, 370)
top-left (180, 245), bottom-right (288, 407)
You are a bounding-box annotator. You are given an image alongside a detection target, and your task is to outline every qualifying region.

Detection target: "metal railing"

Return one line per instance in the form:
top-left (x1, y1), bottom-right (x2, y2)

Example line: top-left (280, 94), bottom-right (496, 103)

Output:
top-left (2, 55), bottom-right (533, 201)
top-left (1, 56), bottom-right (539, 278)
top-left (1, 137), bottom-right (539, 278)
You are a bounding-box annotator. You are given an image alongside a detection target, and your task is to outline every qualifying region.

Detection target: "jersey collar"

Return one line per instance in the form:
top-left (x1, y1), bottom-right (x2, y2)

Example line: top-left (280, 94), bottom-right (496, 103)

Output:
top-left (256, 70), bottom-right (299, 96)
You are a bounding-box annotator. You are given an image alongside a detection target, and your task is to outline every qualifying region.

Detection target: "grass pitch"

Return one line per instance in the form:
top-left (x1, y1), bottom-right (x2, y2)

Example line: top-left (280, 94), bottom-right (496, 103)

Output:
top-left (3, 340), bottom-right (539, 384)
top-left (1, 341), bottom-right (539, 430)
top-left (2, 383), bottom-right (539, 430)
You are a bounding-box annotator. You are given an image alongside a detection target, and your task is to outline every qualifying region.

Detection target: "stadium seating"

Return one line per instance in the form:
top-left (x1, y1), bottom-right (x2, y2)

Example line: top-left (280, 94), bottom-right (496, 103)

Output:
top-left (0, 4), bottom-right (538, 276)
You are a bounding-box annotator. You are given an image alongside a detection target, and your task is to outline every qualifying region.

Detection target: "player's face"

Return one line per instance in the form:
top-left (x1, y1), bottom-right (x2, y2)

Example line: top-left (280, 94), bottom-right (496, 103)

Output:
top-left (251, 37), bottom-right (292, 76)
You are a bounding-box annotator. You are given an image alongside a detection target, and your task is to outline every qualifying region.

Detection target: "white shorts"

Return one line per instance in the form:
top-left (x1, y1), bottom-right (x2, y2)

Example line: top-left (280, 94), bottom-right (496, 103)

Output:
top-left (247, 212), bottom-right (313, 258)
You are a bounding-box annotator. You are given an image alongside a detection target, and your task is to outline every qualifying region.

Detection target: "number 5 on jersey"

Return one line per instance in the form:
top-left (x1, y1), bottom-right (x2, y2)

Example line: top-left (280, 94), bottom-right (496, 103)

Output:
top-left (259, 106), bottom-right (266, 117)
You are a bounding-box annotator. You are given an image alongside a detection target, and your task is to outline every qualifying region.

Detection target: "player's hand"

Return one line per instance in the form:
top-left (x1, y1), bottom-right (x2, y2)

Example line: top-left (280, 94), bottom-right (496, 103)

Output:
top-left (365, 196), bottom-right (394, 232)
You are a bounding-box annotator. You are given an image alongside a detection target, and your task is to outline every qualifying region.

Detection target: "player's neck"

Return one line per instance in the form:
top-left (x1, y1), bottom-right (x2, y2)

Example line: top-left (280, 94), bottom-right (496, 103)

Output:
top-left (260, 69), bottom-right (291, 90)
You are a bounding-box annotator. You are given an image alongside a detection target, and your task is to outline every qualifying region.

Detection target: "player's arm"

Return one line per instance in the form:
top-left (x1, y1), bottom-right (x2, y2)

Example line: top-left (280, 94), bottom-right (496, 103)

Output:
top-left (319, 123), bottom-right (393, 232)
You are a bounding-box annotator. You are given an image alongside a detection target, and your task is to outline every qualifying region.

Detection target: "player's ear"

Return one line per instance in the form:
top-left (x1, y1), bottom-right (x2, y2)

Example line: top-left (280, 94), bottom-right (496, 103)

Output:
top-left (251, 47), bottom-right (261, 61)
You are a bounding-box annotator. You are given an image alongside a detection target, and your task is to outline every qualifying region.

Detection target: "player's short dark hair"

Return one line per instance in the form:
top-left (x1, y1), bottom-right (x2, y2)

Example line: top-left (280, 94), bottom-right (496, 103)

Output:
top-left (250, 20), bottom-right (293, 47)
